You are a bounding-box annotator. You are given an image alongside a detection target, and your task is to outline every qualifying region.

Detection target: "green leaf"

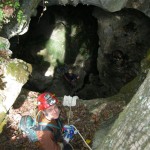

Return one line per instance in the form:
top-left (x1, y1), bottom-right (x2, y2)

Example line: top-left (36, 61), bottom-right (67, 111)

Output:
top-left (0, 4), bottom-right (4, 8)
top-left (14, 1), bottom-right (20, 9)
top-left (17, 10), bottom-right (23, 23)
top-left (0, 9), bottom-right (4, 22)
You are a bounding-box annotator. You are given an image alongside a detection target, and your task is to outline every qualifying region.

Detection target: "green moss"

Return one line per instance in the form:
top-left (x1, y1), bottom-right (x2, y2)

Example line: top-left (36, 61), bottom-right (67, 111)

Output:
top-left (0, 112), bottom-right (7, 133)
top-left (141, 48), bottom-right (150, 73)
top-left (0, 37), bottom-right (10, 51)
top-left (0, 43), bottom-right (6, 50)
top-left (6, 60), bottom-right (31, 84)
top-left (0, 112), bottom-right (6, 124)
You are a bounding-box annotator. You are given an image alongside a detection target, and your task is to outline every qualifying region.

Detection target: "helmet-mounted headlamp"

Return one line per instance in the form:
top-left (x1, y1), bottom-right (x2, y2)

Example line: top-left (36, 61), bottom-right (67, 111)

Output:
top-left (37, 92), bottom-right (58, 110)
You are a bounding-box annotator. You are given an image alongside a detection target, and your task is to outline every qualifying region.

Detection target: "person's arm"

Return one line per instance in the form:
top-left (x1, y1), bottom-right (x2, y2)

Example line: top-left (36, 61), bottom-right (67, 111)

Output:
top-left (37, 130), bottom-right (63, 150)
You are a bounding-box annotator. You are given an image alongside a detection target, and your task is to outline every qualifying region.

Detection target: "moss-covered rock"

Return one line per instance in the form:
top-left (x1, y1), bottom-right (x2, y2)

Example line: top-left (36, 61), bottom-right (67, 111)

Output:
top-left (0, 37), bottom-right (10, 50)
top-left (0, 59), bottom-right (32, 132)
top-left (5, 59), bottom-right (32, 84)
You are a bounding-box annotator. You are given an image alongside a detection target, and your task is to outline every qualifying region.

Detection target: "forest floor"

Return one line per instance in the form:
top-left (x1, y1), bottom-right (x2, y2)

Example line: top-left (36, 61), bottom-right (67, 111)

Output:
top-left (0, 89), bottom-right (125, 150)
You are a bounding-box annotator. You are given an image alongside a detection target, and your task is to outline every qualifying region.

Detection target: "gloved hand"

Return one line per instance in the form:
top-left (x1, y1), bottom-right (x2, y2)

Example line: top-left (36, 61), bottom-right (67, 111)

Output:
top-left (63, 125), bottom-right (77, 143)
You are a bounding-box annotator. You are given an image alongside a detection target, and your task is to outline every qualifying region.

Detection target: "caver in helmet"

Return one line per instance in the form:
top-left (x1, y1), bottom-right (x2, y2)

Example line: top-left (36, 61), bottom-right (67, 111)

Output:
top-left (37, 92), bottom-right (58, 111)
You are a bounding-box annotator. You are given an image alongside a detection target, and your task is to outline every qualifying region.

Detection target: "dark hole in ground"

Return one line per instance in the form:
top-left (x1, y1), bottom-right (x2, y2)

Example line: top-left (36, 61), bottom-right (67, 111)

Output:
top-left (10, 5), bottom-right (150, 100)
top-left (10, 4), bottom-right (100, 99)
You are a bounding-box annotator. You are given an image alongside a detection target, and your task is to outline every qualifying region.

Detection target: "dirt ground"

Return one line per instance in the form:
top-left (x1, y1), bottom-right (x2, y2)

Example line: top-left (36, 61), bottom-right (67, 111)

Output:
top-left (0, 89), bottom-right (124, 150)
top-left (0, 90), bottom-right (98, 150)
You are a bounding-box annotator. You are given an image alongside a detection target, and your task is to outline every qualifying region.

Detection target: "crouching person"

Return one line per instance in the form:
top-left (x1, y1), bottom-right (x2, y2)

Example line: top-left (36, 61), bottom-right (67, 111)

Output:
top-left (36, 92), bottom-right (72, 150)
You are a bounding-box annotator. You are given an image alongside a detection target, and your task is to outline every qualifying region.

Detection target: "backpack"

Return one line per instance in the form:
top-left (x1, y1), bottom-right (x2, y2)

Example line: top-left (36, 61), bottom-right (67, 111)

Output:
top-left (18, 115), bottom-right (62, 142)
top-left (18, 115), bottom-right (38, 142)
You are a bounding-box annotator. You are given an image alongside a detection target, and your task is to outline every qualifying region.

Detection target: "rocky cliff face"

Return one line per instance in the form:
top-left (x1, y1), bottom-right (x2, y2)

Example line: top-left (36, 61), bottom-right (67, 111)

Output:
top-left (0, 0), bottom-right (150, 149)
top-left (0, 0), bottom-right (150, 117)
top-left (1, 0), bottom-right (150, 38)
top-left (0, 37), bottom-right (31, 132)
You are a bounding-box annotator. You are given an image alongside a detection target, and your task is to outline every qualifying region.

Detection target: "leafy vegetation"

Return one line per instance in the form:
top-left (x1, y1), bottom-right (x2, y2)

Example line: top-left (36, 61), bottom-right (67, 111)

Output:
top-left (0, 66), bottom-right (6, 90)
top-left (0, 0), bottom-right (24, 28)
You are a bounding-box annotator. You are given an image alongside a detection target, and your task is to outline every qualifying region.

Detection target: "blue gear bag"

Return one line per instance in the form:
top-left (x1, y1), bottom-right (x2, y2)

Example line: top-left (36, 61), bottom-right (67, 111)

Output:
top-left (63, 125), bottom-right (77, 143)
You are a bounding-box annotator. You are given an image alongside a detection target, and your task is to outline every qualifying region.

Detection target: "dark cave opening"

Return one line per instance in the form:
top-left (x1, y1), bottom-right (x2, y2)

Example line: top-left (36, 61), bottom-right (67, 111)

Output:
top-left (10, 4), bottom-right (100, 99)
top-left (9, 4), bottom-right (150, 100)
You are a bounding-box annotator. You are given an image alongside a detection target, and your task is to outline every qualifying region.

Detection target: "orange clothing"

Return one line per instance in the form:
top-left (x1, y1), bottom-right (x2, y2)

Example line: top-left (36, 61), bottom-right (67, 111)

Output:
top-left (36, 114), bottom-right (64, 150)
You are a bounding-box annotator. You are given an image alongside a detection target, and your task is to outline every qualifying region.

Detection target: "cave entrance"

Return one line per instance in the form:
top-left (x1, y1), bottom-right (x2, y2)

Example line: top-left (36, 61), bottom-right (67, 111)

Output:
top-left (10, 4), bottom-right (100, 99)
top-left (10, 4), bottom-right (150, 100)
